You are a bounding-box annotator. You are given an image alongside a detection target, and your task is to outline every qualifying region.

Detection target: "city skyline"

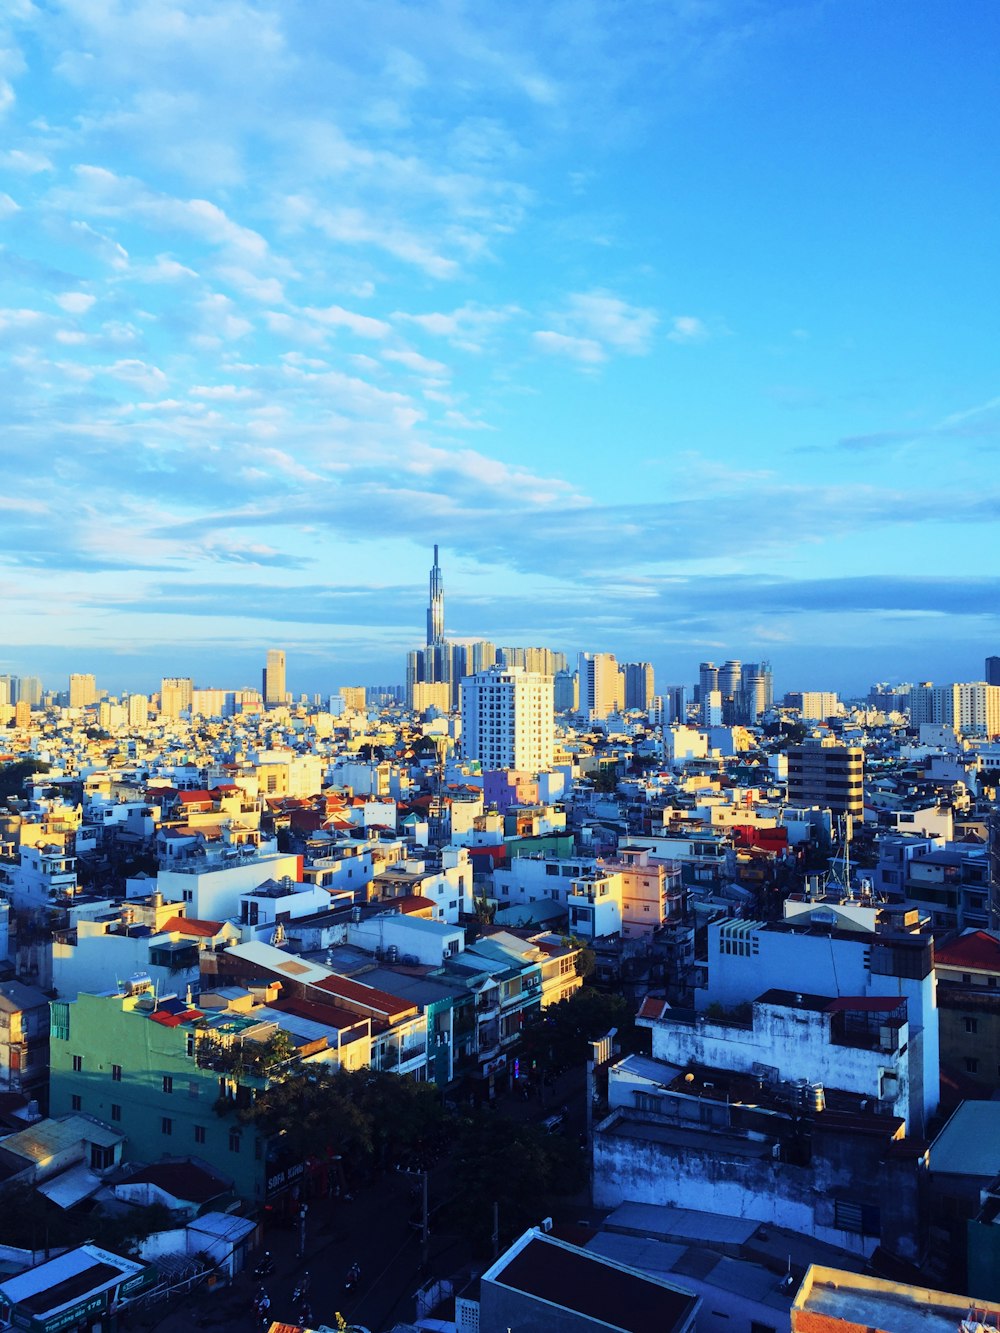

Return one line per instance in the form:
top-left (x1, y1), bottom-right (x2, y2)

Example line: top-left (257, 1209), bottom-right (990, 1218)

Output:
top-left (2, 4), bottom-right (999, 692)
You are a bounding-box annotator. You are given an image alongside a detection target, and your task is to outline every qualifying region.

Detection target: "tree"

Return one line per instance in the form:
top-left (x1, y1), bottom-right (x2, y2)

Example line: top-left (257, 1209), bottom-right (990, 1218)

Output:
top-left (445, 1110), bottom-right (586, 1251)
top-left (0, 759), bottom-right (49, 807)
top-left (520, 988), bottom-right (640, 1073)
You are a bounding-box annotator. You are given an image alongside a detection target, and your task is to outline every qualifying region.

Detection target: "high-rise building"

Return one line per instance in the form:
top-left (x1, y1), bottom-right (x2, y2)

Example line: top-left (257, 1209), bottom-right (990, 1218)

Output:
top-left (787, 738), bottom-right (864, 820)
top-left (461, 666), bottom-right (554, 772)
top-left (0, 677), bottom-right (11, 708)
top-left (987, 657), bottom-right (1000, 687)
top-left (16, 676), bottom-right (42, 708)
top-left (69, 673), bottom-right (97, 708)
top-left (160, 676), bottom-right (193, 718)
top-left (661, 685), bottom-right (687, 724)
top-left (739, 661), bottom-right (773, 723)
top-left (127, 694), bottom-right (149, 726)
top-left (719, 659), bottom-right (742, 700)
top-left (427, 544), bottom-right (445, 647)
top-left (909, 681), bottom-right (1000, 737)
top-left (623, 662), bottom-right (655, 712)
top-left (697, 662), bottom-right (718, 705)
top-left (262, 650), bottom-right (287, 707)
top-left (578, 653), bottom-right (624, 722)
top-left (553, 669), bottom-right (578, 713)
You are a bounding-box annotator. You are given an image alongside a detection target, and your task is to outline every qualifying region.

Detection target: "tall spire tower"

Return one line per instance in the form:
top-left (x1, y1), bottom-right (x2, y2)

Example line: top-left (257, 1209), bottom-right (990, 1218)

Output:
top-left (426, 544), bottom-right (445, 646)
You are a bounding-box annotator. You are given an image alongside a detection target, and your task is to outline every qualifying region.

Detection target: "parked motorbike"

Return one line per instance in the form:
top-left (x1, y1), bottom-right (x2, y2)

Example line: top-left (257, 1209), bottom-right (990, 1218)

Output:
top-left (253, 1252), bottom-right (275, 1279)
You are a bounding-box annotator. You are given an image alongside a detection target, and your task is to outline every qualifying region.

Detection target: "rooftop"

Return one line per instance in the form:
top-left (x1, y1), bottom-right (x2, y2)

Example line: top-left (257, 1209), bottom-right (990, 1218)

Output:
top-left (486, 1228), bottom-right (698, 1333)
top-left (793, 1264), bottom-right (1000, 1333)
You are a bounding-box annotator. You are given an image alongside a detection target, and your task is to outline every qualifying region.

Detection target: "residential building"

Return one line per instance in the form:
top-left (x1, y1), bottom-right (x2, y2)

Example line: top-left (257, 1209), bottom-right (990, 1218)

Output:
top-left (461, 666), bottom-right (554, 772)
top-left (787, 738), bottom-right (864, 820)
top-left (791, 1265), bottom-right (1000, 1333)
top-left (472, 1226), bottom-right (699, 1333)
top-left (578, 652), bottom-right (624, 722)
top-left (49, 977), bottom-right (340, 1205)
top-left (0, 980), bottom-right (50, 1106)
top-left (160, 676), bottom-right (193, 718)
top-left (697, 894), bottom-right (939, 1133)
top-left (598, 845), bottom-right (684, 939)
top-left (68, 673), bottom-right (97, 708)
top-left (935, 930), bottom-right (1000, 1095)
top-left (910, 681), bottom-right (1000, 737)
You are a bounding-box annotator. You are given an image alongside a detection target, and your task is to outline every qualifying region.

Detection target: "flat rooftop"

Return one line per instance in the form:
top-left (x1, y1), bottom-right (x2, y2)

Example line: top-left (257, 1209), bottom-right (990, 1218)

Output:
top-left (794, 1265), bottom-right (1000, 1333)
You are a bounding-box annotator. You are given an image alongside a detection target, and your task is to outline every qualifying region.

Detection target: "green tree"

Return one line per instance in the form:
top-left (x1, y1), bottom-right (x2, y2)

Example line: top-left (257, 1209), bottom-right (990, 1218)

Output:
top-left (0, 759), bottom-right (50, 807)
top-left (445, 1111), bottom-right (585, 1251)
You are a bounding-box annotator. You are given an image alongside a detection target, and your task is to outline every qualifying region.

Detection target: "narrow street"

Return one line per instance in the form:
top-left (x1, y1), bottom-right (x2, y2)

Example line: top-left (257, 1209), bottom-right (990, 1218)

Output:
top-left (139, 1066), bottom-right (589, 1333)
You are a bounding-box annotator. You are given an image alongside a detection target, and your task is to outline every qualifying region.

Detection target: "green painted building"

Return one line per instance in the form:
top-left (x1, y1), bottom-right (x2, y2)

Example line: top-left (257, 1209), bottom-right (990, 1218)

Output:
top-left (49, 984), bottom-right (281, 1205)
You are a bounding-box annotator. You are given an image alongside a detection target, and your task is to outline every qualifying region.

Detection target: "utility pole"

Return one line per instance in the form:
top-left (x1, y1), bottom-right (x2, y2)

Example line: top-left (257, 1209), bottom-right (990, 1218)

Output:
top-left (421, 1169), bottom-right (429, 1271)
top-left (492, 1200), bottom-right (499, 1258)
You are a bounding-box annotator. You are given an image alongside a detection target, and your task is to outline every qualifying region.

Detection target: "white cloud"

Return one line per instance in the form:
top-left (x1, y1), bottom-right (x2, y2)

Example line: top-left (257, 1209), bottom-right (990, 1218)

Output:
top-left (532, 329), bottom-right (605, 364)
top-left (303, 303), bottom-right (391, 339)
top-left (105, 359), bottom-right (169, 393)
top-left (384, 348), bottom-right (449, 377)
top-left (0, 192), bottom-right (19, 216)
top-left (666, 315), bottom-right (709, 344)
top-left (55, 292), bottom-right (97, 315)
top-left (0, 147), bottom-right (51, 172)
top-left (565, 290), bottom-right (658, 354)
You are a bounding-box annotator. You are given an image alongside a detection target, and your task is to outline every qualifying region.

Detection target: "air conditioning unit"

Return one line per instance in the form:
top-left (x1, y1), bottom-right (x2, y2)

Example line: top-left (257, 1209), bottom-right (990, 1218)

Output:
top-left (541, 1217), bottom-right (553, 1233)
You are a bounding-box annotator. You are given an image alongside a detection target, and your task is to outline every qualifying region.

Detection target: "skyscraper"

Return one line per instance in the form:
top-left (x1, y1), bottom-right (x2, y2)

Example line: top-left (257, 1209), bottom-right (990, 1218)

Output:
top-left (987, 657), bottom-right (1000, 687)
top-left (578, 652), bottom-right (624, 721)
top-left (427, 544), bottom-right (444, 647)
top-left (263, 650), bottom-right (287, 707)
top-left (623, 661), bottom-right (655, 711)
top-left (461, 666), bottom-right (554, 772)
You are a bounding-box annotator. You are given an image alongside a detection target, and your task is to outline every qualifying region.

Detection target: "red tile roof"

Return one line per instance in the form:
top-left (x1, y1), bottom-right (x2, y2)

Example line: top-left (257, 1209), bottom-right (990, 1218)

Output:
top-left (936, 930), bottom-right (1000, 972)
top-left (160, 915), bottom-right (225, 938)
top-left (313, 974), bottom-right (417, 1019)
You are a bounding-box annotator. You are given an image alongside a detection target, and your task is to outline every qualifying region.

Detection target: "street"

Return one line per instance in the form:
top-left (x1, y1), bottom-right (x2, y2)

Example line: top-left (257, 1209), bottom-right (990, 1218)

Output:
top-left (137, 1065), bottom-right (588, 1333)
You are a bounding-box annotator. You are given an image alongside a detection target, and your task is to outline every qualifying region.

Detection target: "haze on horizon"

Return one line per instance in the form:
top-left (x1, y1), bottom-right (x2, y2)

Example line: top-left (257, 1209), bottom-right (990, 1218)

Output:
top-left (1, 1), bottom-right (998, 698)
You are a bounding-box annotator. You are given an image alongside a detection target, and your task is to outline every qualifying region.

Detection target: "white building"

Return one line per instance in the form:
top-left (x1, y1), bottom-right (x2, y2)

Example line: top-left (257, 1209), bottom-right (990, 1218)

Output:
top-left (460, 667), bottom-right (554, 772)
top-left (698, 895), bottom-right (939, 1133)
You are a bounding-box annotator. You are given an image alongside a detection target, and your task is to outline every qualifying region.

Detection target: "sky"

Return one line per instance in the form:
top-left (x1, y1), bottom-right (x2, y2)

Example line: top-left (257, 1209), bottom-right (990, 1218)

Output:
top-left (2, 0), bottom-right (999, 699)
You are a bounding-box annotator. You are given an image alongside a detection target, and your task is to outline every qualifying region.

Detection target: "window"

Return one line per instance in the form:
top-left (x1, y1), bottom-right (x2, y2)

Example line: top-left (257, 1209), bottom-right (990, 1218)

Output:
top-left (90, 1144), bottom-right (115, 1171)
top-left (72, 1054), bottom-right (82, 1072)
top-left (51, 1002), bottom-right (70, 1042)
top-left (71, 1094), bottom-right (82, 1111)
top-left (162, 1075), bottom-right (173, 1094)
top-left (964, 1017), bottom-right (978, 1034)
top-left (965, 1057), bottom-right (979, 1074)
top-left (161, 1117), bottom-right (173, 1136)
top-left (111, 1104), bottom-right (122, 1122)
top-left (228, 1130), bottom-right (241, 1153)
top-left (111, 1064), bottom-right (122, 1081)
top-left (194, 1125), bottom-right (206, 1145)
top-left (186, 1033), bottom-right (196, 1057)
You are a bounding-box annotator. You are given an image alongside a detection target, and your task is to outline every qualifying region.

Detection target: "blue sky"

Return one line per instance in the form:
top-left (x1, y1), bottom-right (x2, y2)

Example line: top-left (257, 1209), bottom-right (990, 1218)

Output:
top-left (2, 0), bottom-right (999, 699)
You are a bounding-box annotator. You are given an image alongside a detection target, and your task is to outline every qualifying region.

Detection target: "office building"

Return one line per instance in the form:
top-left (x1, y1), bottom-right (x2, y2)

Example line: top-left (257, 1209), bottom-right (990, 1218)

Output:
top-left (623, 661), bottom-right (655, 711)
top-left (698, 661), bottom-right (718, 704)
top-left (739, 660), bottom-right (773, 722)
top-left (461, 666), bottom-right (554, 772)
top-left (406, 545), bottom-right (453, 708)
top-left (787, 738), bottom-right (864, 820)
top-left (262, 649), bottom-right (287, 707)
top-left (16, 676), bottom-right (42, 707)
top-left (68, 673), bottom-right (97, 708)
top-left (987, 656), bottom-right (1000, 687)
top-left (553, 669), bottom-right (578, 713)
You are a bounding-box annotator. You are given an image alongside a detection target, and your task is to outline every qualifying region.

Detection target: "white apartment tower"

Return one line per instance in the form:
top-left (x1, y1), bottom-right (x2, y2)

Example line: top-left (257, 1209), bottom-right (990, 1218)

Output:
top-left (461, 667), bottom-right (554, 772)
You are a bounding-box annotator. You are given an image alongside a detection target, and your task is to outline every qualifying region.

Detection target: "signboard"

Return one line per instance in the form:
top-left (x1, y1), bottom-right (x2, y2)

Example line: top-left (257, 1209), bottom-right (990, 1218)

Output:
top-left (266, 1159), bottom-right (305, 1196)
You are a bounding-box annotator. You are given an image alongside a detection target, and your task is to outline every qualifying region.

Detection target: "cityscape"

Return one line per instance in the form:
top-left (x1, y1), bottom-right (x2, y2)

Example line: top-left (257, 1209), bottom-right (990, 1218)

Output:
top-left (2, 4), bottom-right (1000, 1333)
top-left (0, 544), bottom-right (998, 1332)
